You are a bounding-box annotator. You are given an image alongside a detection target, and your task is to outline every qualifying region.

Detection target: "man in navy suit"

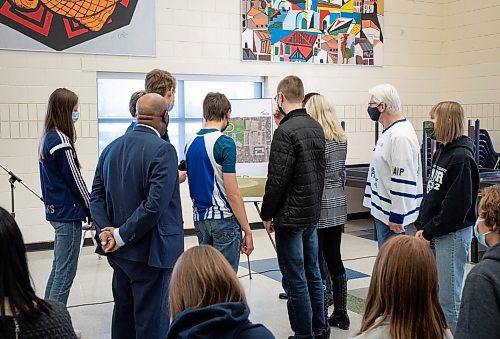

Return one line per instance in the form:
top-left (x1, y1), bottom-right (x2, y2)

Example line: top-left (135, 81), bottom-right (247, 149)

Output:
top-left (90, 93), bottom-right (184, 339)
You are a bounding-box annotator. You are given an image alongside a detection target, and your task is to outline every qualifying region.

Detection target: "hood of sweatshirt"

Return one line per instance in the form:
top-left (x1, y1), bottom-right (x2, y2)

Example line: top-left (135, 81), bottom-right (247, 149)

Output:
top-left (483, 242), bottom-right (500, 262)
top-left (166, 302), bottom-right (272, 339)
top-left (439, 136), bottom-right (475, 157)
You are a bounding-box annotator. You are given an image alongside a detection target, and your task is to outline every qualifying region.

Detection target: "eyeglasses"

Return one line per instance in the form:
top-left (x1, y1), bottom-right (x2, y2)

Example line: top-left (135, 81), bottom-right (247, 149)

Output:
top-left (368, 102), bottom-right (383, 107)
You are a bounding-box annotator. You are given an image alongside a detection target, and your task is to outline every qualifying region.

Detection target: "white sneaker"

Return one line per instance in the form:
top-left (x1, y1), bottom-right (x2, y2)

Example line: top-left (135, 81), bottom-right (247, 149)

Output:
top-left (74, 328), bottom-right (82, 338)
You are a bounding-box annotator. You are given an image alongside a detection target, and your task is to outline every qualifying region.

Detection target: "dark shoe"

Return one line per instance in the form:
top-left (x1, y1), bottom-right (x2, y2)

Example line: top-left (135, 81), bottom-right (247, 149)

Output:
top-left (328, 274), bottom-right (350, 330)
top-left (315, 327), bottom-right (331, 339)
top-left (279, 292), bottom-right (288, 299)
top-left (328, 312), bottom-right (350, 330)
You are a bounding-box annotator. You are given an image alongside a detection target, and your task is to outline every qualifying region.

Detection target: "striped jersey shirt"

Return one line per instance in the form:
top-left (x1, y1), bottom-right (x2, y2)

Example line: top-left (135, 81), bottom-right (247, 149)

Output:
top-left (363, 119), bottom-right (423, 226)
top-left (185, 129), bottom-right (236, 221)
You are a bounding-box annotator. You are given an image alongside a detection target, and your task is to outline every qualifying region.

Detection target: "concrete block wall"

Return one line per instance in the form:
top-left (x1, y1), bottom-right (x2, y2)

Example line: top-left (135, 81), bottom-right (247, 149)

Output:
top-left (0, 0), bottom-right (499, 243)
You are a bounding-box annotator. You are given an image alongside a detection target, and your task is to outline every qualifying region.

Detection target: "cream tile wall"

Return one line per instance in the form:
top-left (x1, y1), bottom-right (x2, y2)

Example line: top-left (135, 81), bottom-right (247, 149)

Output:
top-left (0, 0), bottom-right (499, 243)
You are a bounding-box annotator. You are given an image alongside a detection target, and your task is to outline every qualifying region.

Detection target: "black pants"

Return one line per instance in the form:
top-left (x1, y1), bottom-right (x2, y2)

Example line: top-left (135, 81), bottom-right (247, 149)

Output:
top-left (318, 226), bottom-right (346, 279)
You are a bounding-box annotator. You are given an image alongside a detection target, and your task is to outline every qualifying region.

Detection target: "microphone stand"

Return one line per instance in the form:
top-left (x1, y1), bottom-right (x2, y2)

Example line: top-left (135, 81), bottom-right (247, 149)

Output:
top-left (0, 163), bottom-right (43, 218)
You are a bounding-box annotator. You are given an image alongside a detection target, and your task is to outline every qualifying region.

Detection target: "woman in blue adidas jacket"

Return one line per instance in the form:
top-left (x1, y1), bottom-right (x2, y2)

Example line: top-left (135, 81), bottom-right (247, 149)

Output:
top-left (39, 88), bottom-right (91, 305)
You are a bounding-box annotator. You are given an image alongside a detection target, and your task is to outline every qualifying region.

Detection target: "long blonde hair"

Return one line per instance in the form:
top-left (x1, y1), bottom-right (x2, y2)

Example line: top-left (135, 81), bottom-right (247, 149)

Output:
top-left (359, 236), bottom-right (448, 339)
top-left (305, 94), bottom-right (346, 142)
top-left (168, 245), bottom-right (248, 319)
top-left (431, 101), bottom-right (465, 144)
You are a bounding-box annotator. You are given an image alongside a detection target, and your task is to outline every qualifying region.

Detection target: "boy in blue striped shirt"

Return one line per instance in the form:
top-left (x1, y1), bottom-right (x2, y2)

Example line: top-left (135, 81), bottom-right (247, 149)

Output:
top-left (185, 93), bottom-right (254, 272)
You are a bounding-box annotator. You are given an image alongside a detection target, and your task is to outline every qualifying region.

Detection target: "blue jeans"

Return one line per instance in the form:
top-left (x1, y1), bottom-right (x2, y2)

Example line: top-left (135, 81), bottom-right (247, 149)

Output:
top-left (45, 221), bottom-right (82, 305)
top-left (194, 216), bottom-right (242, 272)
top-left (374, 218), bottom-right (404, 249)
top-left (275, 226), bottom-right (327, 338)
top-left (434, 226), bottom-right (472, 333)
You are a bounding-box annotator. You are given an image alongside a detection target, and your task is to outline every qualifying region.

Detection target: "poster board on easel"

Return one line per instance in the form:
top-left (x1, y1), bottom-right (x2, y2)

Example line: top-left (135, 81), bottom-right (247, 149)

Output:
top-left (225, 98), bottom-right (273, 202)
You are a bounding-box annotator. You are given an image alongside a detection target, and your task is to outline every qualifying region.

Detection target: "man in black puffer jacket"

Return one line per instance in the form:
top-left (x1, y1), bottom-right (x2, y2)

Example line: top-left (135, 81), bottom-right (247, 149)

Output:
top-left (261, 75), bottom-right (328, 339)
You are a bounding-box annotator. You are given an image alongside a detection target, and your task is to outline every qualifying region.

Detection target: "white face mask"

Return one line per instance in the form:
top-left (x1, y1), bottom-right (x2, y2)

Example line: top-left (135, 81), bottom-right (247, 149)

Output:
top-left (474, 218), bottom-right (492, 248)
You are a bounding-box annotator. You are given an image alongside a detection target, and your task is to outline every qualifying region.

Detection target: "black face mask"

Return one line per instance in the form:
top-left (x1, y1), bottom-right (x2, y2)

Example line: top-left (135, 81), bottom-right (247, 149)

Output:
top-left (276, 94), bottom-right (287, 116)
top-left (278, 104), bottom-right (286, 116)
top-left (221, 115), bottom-right (230, 133)
top-left (367, 106), bottom-right (381, 121)
top-left (160, 113), bottom-right (169, 137)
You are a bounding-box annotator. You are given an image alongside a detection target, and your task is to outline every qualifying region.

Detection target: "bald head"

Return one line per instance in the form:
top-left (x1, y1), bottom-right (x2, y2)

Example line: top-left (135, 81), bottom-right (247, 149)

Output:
top-left (136, 93), bottom-right (169, 136)
top-left (136, 93), bottom-right (167, 118)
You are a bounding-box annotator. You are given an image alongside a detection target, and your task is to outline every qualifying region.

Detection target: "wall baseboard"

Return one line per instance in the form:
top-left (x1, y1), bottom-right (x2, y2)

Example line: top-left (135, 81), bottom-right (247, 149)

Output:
top-left (25, 213), bottom-right (372, 252)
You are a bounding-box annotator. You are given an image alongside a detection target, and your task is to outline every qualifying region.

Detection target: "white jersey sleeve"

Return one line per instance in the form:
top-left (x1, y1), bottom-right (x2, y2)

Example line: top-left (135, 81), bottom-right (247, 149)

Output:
top-left (388, 134), bottom-right (423, 224)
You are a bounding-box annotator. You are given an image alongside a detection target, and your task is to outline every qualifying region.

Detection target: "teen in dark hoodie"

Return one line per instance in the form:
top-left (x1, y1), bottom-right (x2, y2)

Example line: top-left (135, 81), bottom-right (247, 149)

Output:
top-left (166, 245), bottom-right (274, 339)
top-left (415, 101), bottom-right (479, 333)
top-left (455, 185), bottom-right (500, 339)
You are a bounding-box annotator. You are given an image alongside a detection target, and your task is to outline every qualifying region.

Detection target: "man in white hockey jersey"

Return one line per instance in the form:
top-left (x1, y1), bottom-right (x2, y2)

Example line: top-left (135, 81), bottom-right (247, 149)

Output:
top-left (363, 84), bottom-right (423, 248)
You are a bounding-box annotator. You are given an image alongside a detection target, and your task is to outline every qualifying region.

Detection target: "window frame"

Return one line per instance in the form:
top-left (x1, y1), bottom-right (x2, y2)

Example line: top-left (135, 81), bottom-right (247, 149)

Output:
top-left (96, 72), bottom-right (264, 158)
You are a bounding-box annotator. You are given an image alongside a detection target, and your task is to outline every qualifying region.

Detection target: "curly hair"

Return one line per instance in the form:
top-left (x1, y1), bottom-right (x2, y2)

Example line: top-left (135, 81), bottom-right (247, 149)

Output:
top-left (479, 185), bottom-right (500, 233)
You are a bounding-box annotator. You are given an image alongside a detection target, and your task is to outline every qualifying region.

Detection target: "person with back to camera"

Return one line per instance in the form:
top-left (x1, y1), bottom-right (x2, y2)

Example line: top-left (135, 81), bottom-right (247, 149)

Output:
top-left (0, 206), bottom-right (77, 339)
top-left (455, 185), bottom-right (500, 339)
top-left (90, 93), bottom-right (184, 339)
top-left (275, 93), bottom-right (335, 309)
top-left (166, 245), bottom-right (274, 339)
top-left (125, 90), bottom-right (146, 134)
top-left (352, 236), bottom-right (453, 339)
top-left (261, 75), bottom-right (329, 339)
top-left (184, 92), bottom-right (254, 273)
top-left (363, 84), bottom-right (423, 248)
top-left (305, 93), bottom-right (350, 331)
top-left (415, 101), bottom-right (479, 333)
top-left (38, 88), bottom-right (91, 338)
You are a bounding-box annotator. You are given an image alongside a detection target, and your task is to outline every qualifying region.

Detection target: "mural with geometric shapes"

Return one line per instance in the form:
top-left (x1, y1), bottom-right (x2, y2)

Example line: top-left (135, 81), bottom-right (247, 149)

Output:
top-left (242, 0), bottom-right (384, 66)
top-left (0, 0), bottom-right (154, 55)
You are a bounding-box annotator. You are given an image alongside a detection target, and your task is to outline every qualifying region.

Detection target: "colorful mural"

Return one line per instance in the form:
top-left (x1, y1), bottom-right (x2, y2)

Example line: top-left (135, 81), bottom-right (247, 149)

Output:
top-left (241, 0), bottom-right (384, 66)
top-left (0, 0), bottom-right (155, 55)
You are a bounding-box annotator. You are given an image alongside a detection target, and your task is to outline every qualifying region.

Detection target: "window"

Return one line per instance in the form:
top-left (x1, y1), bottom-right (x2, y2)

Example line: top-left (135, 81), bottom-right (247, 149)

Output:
top-left (97, 73), bottom-right (264, 159)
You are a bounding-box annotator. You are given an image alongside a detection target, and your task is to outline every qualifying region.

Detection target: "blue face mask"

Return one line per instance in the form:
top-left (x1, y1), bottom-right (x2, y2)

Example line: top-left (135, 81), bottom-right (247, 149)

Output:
top-left (167, 99), bottom-right (175, 112)
top-left (72, 111), bottom-right (80, 123)
top-left (474, 218), bottom-right (491, 248)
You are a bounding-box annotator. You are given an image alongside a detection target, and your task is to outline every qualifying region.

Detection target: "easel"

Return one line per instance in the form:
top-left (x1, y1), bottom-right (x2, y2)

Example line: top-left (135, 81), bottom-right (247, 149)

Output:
top-left (242, 198), bottom-right (278, 280)
top-left (251, 201), bottom-right (277, 251)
